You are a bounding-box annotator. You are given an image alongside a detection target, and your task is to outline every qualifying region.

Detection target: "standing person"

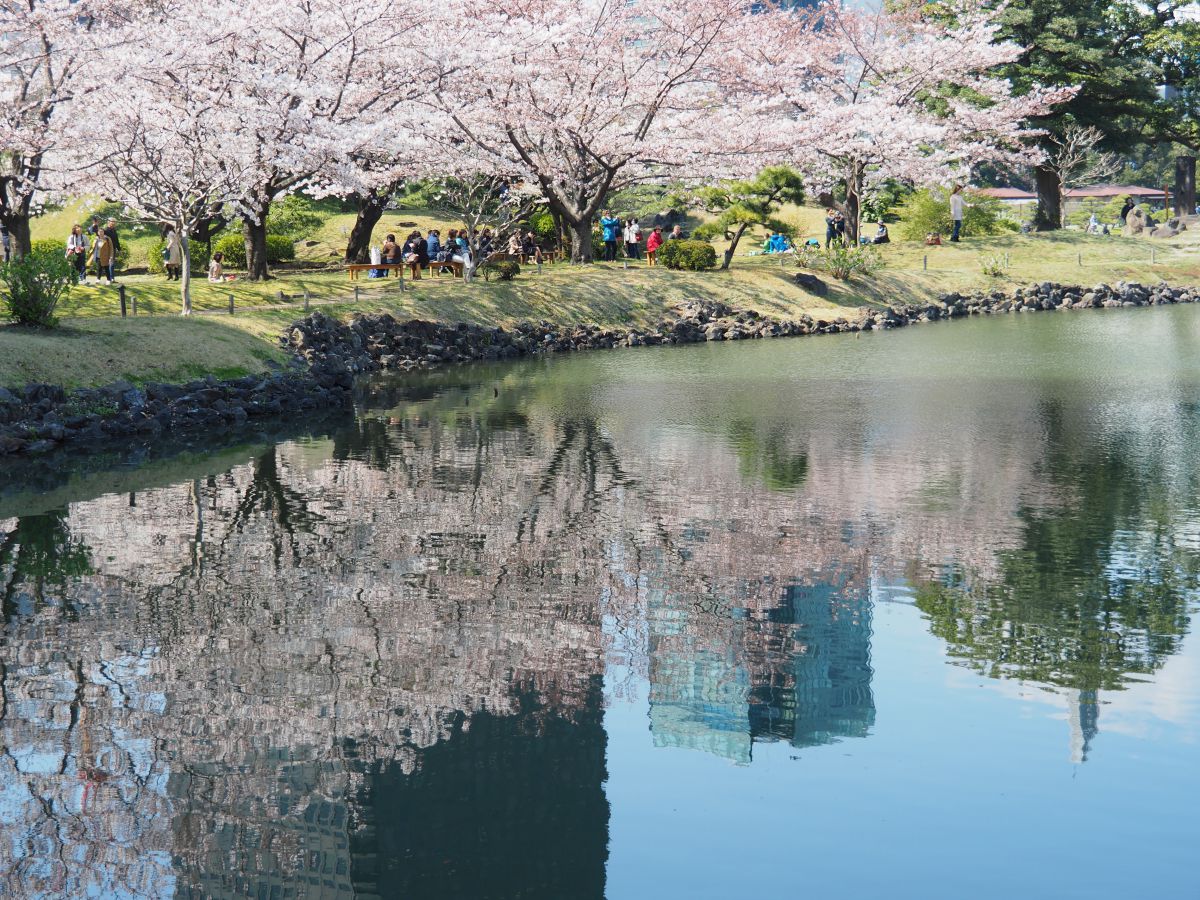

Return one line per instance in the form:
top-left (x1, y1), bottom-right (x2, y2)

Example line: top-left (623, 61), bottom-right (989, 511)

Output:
top-left (164, 226), bottom-right (182, 280)
top-left (1119, 197), bottom-right (1135, 224)
top-left (833, 211), bottom-right (847, 245)
top-left (66, 225), bottom-right (89, 283)
top-left (646, 225), bottom-right (664, 266)
top-left (104, 218), bottom-right (121, 266)
top-left (600, 210), bottom-right (622, 261)
top-left (824, 209), bottom-right (839, 248)
top-left (949, 185), bottom-right (965, 242)
top-left (92, 229), bottom-right (115, 283)
top-left (623, 219), bottom-right (638, 259)
top-left (1, 222), bottom-right (10, 261)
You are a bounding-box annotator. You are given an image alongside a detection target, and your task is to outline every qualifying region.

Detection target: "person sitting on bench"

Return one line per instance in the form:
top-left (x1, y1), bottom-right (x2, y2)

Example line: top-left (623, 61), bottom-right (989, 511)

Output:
top-left (403, 230), bottom-right (428, 279)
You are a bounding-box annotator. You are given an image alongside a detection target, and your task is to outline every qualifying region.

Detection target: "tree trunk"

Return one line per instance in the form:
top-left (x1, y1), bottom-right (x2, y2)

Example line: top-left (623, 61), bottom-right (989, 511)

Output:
top-left (1033, 165), bottom-right (1063, 231)
top-left (345, 193), bottom-right (386, 263)
top-left (1, 180), bottom-right (34, 258)
top-left (721, 223), bottom-right (749, 270)
top-left (569, 217), bottom-right (594, 263)
top-left (242, 206), bottom-right (271, 281)
top-left (179, 230), bottom-right (193, 316)
top-left (1174, 156), bottom-right (1196, 218)
top-left (6, 214), bottom-right (31, 259)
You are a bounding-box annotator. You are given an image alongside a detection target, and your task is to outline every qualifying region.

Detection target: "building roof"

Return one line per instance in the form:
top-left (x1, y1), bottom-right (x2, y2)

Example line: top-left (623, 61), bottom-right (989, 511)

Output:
top-left (978, 185), bottom-right (1169, 201)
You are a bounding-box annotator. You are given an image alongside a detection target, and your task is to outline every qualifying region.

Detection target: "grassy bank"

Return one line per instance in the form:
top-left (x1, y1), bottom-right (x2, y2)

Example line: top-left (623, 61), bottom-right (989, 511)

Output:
top-left (7, 201), bottom-right (1199, 390)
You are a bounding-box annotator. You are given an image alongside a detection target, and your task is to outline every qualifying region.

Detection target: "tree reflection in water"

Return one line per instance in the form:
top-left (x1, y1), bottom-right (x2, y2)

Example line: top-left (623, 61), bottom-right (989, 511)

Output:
top-left (0, 354), bottom-right (1195, 895)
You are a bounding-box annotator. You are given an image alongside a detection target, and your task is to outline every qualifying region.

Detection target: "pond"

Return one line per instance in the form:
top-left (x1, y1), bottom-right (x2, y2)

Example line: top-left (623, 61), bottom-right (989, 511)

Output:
top-left (1, 306), bottom-right (1198, 899)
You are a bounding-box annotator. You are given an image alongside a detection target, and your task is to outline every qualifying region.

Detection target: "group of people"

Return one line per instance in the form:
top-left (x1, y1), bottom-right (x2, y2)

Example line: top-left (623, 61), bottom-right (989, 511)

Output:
top-left (762, 232), bottom-right (794, 253)
top-left (161, 225), bottom-right (234, 282)
top-left (64, 217), bottom-right (121, 284)
top-left (599, 211), bottom-right (685, 265)
top-left (368, 227), bottom-right (547, 279)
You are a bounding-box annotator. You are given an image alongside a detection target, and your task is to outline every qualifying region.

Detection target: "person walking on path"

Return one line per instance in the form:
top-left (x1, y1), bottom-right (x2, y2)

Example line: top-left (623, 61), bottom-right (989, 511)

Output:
top-left (950, 186), bottom-right (965, 242)
top-left (164, 226), bottom-right (183, 280)
top-left (601, 211), bottom-right (622, 261)
top-left (646, 225), bottom-right (664, 266)
top-left (92, 229), bottom-right (115, 283)
top-left (104, 218), bottom-right (121, 260)
top-left (66, 224), bottom-right (89, 283)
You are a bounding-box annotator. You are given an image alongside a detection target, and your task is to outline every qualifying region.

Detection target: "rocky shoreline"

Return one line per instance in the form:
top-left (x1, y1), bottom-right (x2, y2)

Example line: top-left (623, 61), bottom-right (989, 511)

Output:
top-left (1, 280), bottom-right (1196, 459)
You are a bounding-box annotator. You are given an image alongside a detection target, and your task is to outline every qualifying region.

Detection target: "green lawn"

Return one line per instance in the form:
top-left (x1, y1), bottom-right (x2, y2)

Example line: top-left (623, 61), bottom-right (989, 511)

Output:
top-left (9, 199), bottom-right (1198, 390)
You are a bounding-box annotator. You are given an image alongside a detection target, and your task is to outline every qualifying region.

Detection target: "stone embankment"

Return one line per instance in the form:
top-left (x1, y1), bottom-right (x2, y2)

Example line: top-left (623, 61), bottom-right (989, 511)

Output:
top-left (282, 280), bottom-right (1199, 376)
top-left (0, 362), bottom-right (351, 458)
top-left (0, 280), bottom-right (1195, 458)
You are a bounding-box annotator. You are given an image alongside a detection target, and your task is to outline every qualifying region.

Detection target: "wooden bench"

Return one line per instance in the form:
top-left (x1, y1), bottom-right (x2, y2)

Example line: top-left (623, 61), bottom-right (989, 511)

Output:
top-left (426, 260), bottom-right (464, 278)
top-left (347, 263), bottom-right (406, 281)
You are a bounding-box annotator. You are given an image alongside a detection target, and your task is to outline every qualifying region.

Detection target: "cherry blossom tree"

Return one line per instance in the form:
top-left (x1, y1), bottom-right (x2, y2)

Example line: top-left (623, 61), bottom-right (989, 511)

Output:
top-left (75, 23), bottom-right (253, 314)
top-left (435, 0), bottom-right (760, 263)
top-left (748, 0), bottom-right (1075, 243)
top-left (206, 0), bottom-right (430, 280)
top-left (0, 0), bottom-right (121, 256)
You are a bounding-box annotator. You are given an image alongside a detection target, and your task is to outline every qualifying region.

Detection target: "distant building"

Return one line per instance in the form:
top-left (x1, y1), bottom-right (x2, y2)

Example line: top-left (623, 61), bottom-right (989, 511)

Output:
top-left (978, 184), bottom-right (1171, 214)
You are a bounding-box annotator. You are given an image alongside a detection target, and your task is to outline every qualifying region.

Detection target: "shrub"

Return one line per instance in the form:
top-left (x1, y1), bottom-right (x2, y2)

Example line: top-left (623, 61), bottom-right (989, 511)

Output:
top-left (267, 194), bottom-right (324, 241)
top-left (797, 243), bottom-right (883, 281)
top-left (897, 188), bottom-right (1012, 241)
top-left (480, 260), bottom-right (521, 281)
top-left (146, 236), bottom-right (212, 275)
top-left (31, 238), bottom-right (65, 259)
top-left (528, 211), bottom-right (557, 244)
top-left (659, 239), bottom-right (717, 271)
top-left (267, 234), bottom-right (296, 262)
top-left (979, 254), bottom-right (1007, 278)
top-left (212, 232), bottom-right (295, 269)
top-left (0, 246), bottom-right (75, 327)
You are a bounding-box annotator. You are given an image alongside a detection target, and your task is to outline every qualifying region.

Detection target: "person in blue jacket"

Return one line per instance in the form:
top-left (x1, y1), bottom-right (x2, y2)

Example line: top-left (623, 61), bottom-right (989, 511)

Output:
top-left (600, 211), bottom-right (622, 261)
top-left (426, 229), bottom-right (441, 260)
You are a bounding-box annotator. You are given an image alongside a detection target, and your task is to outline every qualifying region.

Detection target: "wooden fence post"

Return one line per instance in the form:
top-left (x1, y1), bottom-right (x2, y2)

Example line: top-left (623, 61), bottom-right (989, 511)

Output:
top-left (923, 255), bottom-right (928, 271)
top-left (131, 293), bottom-right (138, 316)
top-left (118, 284), bottom-right (127, 318)
top-left (354, 285), bottom-right (360, 302)
top-left (228, 293), bottom-right (235, 315)
top-left (304, 290), bottom-right (310, 312)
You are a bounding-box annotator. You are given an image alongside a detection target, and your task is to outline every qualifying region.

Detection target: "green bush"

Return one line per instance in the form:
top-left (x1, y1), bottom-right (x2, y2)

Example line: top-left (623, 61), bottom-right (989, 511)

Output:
top-left (31, 238), bottom-right (66, 258)
top-left (897, 189), bottom-right (1012, 241)
top-left (267, 194), bottom-right (324, 241)
top-left (797, 243), bottom-right (883, 281)
top-left (212, 232), bottom-right (295, 269)
top-left (146, 236), bottom-right (212, 276)
top-left (529, 211), bottom-right (557, 244)
top-left (480, 260), bottom-right (521, 281)
top-left (0, 245), bottom-right (74, 327)
top-left (659, 239), bottom-right (717, 271)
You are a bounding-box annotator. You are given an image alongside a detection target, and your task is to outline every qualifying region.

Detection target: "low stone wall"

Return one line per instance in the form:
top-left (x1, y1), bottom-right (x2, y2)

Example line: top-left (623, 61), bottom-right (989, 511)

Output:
top-left (0, 362), bottom-right (352, 458)
top-left (281, 280), bottom-right (1200, 378)
top-left (1, 280), bottom-right (1196, 459)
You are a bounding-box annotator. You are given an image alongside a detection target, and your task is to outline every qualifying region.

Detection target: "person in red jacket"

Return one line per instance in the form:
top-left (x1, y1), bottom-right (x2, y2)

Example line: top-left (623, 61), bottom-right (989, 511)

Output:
top-left (646, 226), bottom-right (664, 266)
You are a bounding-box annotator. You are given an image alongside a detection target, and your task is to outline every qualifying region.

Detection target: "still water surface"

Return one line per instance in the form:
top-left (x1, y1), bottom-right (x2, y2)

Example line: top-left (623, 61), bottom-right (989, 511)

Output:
top-left (2, 307), bottom-right (1199, 898)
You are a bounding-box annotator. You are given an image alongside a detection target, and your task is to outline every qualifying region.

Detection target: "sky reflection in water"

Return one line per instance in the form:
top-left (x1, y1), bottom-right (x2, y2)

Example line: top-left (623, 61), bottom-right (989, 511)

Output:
top-left (1, 306), bottom-right (1198, 898)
